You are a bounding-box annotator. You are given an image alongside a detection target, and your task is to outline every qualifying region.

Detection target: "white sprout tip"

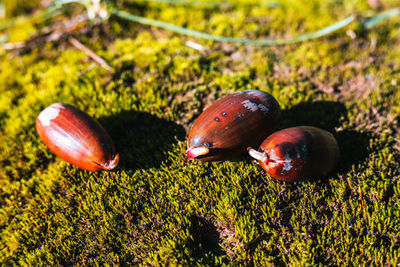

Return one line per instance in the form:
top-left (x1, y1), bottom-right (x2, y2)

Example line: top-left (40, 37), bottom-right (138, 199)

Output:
top-left (186, 147), bottom-right (210, 159)
top-left (248, 148), bottom-right (267, 162)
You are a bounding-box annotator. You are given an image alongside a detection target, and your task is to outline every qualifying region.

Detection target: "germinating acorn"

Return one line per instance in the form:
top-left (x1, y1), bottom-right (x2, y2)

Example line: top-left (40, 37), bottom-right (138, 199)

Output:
top-left (187, 90), bottom-right (281, 161)
top-left (248, 126), bottom-right (340, 182)
top-left (36, 103), bottom-right (119, 172)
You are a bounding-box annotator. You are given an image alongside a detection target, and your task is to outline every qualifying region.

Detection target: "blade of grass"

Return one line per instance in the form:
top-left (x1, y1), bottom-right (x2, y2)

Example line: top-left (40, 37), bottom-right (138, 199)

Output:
top-left (0, 2), bottom-right (5, 19)
top-left (112, 9), bottom-right (355, 46)
top-left (136, 0), bottom-right (282, 8)
top-left (2, 0), bottom-right (398, 48)
top-left (363, 7), bottom-right (400, 28)
top-left (0, 0), bottom-right (88, 32)
top-left (0, 5), bottom-right (64, 31)
top-left (0, 33), bottom-right (8, 44)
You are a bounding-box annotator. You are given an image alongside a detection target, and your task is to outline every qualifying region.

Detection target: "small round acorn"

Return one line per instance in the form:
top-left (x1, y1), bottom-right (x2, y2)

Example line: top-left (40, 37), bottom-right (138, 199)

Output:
top-left (248, 126), bottom-right (340, 182)
top-left (36, 103), bottom-right (119, 172)
top-left (186, 90), bottom-right (281, 161)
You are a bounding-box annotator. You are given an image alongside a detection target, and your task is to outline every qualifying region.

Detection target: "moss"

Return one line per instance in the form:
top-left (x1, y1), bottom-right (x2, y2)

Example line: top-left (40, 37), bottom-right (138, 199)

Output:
top-left (1, 0), bottom-right (400, 265)
top-left (3, 0), bottom-right (40, 18)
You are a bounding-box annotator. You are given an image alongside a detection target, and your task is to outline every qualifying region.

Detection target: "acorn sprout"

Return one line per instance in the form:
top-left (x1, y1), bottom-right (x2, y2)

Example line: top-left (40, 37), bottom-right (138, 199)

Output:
top-left (187, 90), bottom-right (281, 161)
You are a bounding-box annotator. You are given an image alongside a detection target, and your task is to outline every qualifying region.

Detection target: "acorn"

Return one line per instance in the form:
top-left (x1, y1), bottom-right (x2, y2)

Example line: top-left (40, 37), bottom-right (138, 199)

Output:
top-left (36, 103), bottom-right (119, 172)
top-left (248, 126), bottom-right (340, 182)
top-left (186, 90), bottom-right (281, 161)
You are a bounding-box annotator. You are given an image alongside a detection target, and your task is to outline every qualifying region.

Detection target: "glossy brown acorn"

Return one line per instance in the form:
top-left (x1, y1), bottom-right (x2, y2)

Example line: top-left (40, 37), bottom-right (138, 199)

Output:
top-left (186, 90), bottom-right (281, 161)
top-left (36, 103), bottom-right (119, 172)
top-left (248, 126), bottom-right (340, 182)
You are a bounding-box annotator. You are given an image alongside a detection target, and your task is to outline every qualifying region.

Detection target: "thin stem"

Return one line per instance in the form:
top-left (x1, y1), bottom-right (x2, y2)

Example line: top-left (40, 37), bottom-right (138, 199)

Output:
top-left (68, 37), bottom-right (113, 71)
top-left (2, 0), bottom-right (399, 48)
top-left (112, 9), bottom-right (355, 46)
top-left (363, 7), bottom-right (400, 28)
top-left (135, 0), bottom-right (281, 8)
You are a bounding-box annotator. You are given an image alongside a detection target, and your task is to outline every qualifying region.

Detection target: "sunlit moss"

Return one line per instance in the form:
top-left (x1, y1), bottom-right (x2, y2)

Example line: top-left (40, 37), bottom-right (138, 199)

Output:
top-left (0, 0), bottom-right (399, 265)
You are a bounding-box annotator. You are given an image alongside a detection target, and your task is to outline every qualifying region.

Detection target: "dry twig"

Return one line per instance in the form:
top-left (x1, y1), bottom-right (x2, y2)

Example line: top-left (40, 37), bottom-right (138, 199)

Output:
top-left (68, 36), bottom-right (112, 72)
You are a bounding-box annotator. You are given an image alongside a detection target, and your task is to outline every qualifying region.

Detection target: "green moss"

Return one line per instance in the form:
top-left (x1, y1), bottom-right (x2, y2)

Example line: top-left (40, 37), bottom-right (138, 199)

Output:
top-left (1, 0), bottom-right (400, 265)
top-left (3, 0), bottom-right (40, 18)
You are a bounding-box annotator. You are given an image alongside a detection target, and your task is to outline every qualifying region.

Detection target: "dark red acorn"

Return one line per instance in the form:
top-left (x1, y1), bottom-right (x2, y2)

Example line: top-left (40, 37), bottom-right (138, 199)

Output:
top-left (36, 103), bottom-right (119, 172)
top-left (186, 90), bottom-right (281, 161)
top-left (248, 126), bottom-right (340, 182)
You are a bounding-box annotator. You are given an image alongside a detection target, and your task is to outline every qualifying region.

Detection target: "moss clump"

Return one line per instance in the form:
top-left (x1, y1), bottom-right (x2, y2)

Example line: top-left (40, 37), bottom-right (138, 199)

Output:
top-left (1, 0), bottom-right (400, 265)
top-left (3, 0), bottom-right (40, 18)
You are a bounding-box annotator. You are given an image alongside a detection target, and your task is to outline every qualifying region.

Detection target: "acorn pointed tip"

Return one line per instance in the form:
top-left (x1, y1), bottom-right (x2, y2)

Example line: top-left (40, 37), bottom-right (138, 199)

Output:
top-left (102, 154), bottom-right (119, 170)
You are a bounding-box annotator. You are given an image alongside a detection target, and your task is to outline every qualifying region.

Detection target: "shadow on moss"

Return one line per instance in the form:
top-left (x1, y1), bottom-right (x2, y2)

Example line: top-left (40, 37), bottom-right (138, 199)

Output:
top-left (188, 216), bottom-right (226, 261)
top-left (336, 130), bottom-right (371, 173)
top-left (99, 110), bottom-right (185, 171)
top-left (281, 100), bottom-right (347, 131)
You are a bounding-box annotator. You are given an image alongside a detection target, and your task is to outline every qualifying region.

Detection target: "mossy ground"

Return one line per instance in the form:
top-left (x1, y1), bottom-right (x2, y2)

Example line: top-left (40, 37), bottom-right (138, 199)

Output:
top-left (0, 0), bottom-right (400, 265)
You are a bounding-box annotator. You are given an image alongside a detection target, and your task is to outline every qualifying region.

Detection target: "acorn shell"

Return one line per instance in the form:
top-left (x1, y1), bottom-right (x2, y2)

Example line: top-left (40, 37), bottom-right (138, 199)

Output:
top-left (36, 103), bottom-right (119, 172)
top-left (187, 90), bottom-right (281, 161)
top-left (248, 126), bottom-right (340, 182)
